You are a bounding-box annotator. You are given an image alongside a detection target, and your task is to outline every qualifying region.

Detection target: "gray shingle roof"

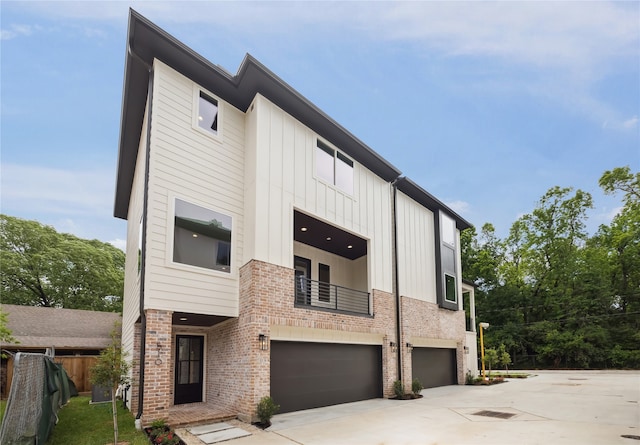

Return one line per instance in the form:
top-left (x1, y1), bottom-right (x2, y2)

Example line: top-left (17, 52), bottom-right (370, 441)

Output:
top-left (0, 304), bottom-right (121, 350)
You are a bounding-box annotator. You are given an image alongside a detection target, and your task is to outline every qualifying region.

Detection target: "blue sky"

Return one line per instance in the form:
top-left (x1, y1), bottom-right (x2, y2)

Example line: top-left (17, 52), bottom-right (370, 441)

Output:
top-left (1, 1), bottom-right (638, 250)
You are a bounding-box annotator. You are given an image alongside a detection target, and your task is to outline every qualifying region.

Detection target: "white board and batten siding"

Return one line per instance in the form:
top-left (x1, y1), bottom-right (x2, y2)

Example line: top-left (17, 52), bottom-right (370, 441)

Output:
top-left (244, 94), bottom-right (393, 294)
top-left (396, 191), bottom-right (438, 303)
top-left (143, 60), bottom-right (245, 318)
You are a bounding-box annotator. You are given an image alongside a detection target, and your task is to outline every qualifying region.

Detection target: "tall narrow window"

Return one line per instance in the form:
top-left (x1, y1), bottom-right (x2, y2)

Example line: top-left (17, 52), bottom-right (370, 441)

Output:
top-left (316, 140), bottom-right (335, 185)
top-left (318, 263), bottom-right (331, 302)
top-left (335, 152), bottom-right (354, 195)
top-left (198, 92), bottom-right (218, 135)
top-left (438, 212), bottom-right (458, 310)
top-left (173, 198), bottom-right (232, 272)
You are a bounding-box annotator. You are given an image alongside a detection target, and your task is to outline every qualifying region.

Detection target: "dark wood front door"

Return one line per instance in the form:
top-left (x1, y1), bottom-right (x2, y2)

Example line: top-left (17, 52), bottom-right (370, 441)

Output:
top-left (174, 335), bottom-right (204, 405)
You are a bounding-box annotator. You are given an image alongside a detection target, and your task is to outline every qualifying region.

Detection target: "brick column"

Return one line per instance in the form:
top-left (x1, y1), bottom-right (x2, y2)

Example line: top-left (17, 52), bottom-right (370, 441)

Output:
top-left (141, 309), bottom-right (173, 424)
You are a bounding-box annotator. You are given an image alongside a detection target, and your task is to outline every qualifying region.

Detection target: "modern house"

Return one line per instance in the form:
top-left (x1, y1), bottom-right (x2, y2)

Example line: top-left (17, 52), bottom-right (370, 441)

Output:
top-left (114, 10), bottom-right (478, 426)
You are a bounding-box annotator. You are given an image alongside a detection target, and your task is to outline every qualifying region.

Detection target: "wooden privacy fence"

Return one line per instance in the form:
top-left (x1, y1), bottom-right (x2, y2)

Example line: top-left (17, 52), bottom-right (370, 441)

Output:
top-left (3, 355), bottom-right (98, 397)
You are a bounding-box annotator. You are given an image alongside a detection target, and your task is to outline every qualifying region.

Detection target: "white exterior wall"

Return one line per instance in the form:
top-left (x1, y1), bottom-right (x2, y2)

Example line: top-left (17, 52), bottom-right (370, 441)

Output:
top-left (293, 241), bottom-right (367, 290)
top-left (143, 60), bottom-right (245, 317)
top-left (244, 94), bottom-right (393, 294)
top-left (396, 191), bottom-right (437, 302)
top-left (121, 106), bottom-right (148, 361)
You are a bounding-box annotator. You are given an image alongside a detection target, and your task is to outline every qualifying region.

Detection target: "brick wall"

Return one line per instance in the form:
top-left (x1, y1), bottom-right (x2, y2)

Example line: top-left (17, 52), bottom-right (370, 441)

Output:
top-left (401, 297), bottom-right (466, 384)
top-left (205, 259), bottom-right (399, 421)
top-left (141, 309), bottom-right (173, 423)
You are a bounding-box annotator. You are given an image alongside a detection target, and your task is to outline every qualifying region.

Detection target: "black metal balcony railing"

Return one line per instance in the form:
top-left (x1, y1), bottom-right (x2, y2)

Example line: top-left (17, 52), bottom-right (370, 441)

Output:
top-left (294, 277), bottom-right (370, 315)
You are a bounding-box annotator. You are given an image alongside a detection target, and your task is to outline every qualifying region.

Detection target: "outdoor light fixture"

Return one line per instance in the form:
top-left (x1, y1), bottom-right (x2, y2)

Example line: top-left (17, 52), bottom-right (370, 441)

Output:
top-left (479, 322), bottom-right (490, 380)
top-left (390, 341), bottom-right (397, 353)
top-left (406, 342), bottom-right (413, 352)
top-left (258, 334), bottom-right (269, 351)
top-left (464, 346), bottom-right (469, 354)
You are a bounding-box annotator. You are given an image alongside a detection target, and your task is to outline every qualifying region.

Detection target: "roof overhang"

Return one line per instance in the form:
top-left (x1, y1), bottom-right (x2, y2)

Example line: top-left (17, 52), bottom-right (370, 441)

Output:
top-left (114, 9), bottom-right (401, 219)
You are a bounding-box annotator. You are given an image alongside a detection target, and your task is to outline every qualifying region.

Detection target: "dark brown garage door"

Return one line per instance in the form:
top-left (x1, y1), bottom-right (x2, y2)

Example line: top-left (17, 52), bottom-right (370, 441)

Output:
top-left (411, 347), bottom-right (457, 388)
top-left (271, 341), bottom-right (382, 413)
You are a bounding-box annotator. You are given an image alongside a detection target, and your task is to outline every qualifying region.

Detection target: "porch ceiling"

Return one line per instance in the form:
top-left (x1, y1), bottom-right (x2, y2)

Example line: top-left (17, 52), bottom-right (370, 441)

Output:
top-left (172, 312), bottom-right (230, 327)
top-left (294, 211), bottom-right (367, 260)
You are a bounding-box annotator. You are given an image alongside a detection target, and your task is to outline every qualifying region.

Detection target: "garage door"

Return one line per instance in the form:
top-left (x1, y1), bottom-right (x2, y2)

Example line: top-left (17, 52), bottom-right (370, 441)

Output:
top-left (271, 341), bottom-right (382, 413)
top-left (411, 347), bottom-right (457, 388)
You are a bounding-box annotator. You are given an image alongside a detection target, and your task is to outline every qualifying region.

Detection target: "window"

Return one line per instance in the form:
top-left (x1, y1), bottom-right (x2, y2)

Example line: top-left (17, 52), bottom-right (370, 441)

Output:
top-left (197, 92), bottom-right (218, 135)
top-left (316, 139), bottom-right (354, 194)
top-left (437, 211), bottom-right (458, 310)
top-left (319, 263), bottom-right (330, 302)
top-left (445, 274), bottom-right (457, 303)
top-left (173, 198), bottom-right (232, 272)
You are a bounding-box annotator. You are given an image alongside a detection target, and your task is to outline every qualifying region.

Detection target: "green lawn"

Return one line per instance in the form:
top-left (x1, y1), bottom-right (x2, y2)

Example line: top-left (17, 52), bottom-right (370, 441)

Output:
top-left (46, 396), bottom-right (149, 445)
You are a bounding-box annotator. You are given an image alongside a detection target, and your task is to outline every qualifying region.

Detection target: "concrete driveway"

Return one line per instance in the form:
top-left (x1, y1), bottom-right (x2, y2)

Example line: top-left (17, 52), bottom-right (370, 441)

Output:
top-left (184, 370), bottom-right (640, 445)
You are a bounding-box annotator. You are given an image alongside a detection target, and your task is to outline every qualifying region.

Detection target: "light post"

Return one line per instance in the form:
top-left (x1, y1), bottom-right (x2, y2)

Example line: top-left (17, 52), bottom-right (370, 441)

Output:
top-left (479, 322), bottom-right (490, 380)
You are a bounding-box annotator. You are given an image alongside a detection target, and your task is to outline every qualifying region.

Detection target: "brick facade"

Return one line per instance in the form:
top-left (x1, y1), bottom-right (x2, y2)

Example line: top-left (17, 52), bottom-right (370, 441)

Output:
top-left (401, 296), bottom-right (466, 385)
top-left (132, 260), bottom-right (467, 425)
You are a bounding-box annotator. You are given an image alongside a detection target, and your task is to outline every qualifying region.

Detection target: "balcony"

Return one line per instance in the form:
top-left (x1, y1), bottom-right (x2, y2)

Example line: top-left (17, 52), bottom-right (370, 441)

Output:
top-left (294, 277), bottom-right (371, 316)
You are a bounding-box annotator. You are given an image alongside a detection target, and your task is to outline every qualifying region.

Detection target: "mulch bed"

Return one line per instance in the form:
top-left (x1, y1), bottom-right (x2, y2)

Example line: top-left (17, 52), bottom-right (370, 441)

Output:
top-left (389, 394), bottom-right (424, 400)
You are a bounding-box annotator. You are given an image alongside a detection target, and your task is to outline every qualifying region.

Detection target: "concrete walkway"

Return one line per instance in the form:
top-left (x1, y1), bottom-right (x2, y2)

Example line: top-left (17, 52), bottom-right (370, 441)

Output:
top-left (183, 370), bottom-right (640, 444)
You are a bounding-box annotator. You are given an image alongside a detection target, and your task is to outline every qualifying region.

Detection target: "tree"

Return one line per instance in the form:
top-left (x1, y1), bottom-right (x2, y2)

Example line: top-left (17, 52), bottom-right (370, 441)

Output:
top-left (0, 215), bottom-right (124, 311)
top-left (483, 348), bottom-right (499, 378)
top-left (497, 344), bottom-right (512, 371)
top-left (90, 323), bottom-right (130, 445)
top-left (0, 309), bottom-right (18, 358)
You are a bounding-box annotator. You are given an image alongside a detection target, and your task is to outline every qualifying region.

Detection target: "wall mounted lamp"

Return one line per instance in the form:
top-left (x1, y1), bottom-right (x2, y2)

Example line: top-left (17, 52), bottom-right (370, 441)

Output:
top-left (389, 341), bottom-right (397, 353)
top-left (406, 342), bottom-right (413, 352)
top-left (258, 334), bottom-right (269, 351)
top-left (464, 346), bottom-right (470, 354)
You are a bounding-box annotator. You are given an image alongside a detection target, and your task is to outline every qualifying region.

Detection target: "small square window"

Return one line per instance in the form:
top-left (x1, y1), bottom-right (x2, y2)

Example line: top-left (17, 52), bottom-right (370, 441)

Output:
top-left (198, 92), bottom-right (218, 135)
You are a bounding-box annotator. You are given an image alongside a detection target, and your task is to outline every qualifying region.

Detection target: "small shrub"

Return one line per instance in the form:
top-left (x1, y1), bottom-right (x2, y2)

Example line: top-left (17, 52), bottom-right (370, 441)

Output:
top-left (465, 370), bottom-right (476, 385)
top-left (257, 396), bottom-right (280, 425)
top-left (393, 380), bottom-right (405, 398)
top-left (146, 419), bottom-right (181, 445)
top-left (411, 378), bottom-right (423, 396)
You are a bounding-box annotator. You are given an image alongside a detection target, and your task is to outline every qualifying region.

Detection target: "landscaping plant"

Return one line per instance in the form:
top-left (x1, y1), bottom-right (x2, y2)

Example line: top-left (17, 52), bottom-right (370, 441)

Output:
top-left (393, 380), bottom-right (405, 398)
top-left (89, 322), bottom-right (130, 445)
top-left (256, 396), bottom-right (280, 427)
top-left (411, 378), bottom-right (424, 396)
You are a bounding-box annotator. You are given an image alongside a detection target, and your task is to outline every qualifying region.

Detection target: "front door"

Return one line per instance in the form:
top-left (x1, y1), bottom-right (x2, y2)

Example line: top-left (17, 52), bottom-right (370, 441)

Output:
top-left (174, 335), bottom-right (204, 405)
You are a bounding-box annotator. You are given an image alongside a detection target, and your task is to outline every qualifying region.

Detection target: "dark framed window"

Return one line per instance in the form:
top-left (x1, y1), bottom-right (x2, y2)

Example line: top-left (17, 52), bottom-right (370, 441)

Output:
top-left (437, 211), bottom-right (458, 310)
top-left (198, 92), bottom-right (218, 135)
top-left (173, 198), bottom-right (232, 272)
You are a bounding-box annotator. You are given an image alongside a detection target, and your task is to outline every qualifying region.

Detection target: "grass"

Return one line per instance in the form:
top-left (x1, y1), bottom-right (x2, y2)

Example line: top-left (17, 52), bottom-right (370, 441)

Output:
top-left (47, 396), bottom-right (149, 445)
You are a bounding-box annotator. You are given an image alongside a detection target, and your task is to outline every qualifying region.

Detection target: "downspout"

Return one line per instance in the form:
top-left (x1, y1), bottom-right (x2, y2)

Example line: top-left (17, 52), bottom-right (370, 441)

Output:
top-left (391, 178), bottom-right (403, 383)
top-left (128, 43), bottom-right (154, 424)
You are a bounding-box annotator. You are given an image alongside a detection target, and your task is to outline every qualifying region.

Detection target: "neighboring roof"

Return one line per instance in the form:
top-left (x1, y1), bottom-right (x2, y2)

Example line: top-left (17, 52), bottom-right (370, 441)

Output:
top-left (395, 177), bottom-right (473, 231)
top-left (0, 304), bottom-right (121, 350)
top-left (114, 9), bottom-right (401, 220)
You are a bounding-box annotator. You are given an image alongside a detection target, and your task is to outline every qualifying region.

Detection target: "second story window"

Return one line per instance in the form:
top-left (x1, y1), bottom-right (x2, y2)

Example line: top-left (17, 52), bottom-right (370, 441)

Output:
top-left (316, 139), bottom-right (354, 195)
top-left (197, 91), bottom-right (218, 135)
top-left (173, 198), bottom-right (232, 273)
top-left (439, 212), bottom-right (458, 308)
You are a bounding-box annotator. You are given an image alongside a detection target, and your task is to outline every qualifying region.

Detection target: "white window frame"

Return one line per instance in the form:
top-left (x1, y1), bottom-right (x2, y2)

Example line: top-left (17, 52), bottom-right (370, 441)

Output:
top-left (315, 138), bottom-right (354, 195)
top-left (167, 196), bottom-right (234, 277)
top-left (192, 85), bottom-right (223, 142)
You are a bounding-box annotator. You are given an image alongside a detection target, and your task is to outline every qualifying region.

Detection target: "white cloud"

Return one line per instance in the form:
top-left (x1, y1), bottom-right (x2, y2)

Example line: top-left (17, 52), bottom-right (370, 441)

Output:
top-left (109, 238), bottom-right (127, 252)
top-left (445, 200), bottom-right (470, 215)
top-left (622, 116), bottom-right (639, 129)
top-left (0, 163), bottom-right (114, 216)
top-left (1, 24), bottom-right (36, 40)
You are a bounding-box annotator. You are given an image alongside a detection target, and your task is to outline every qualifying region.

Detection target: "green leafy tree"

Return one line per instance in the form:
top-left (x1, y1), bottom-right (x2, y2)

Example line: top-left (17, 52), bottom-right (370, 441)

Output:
top-left (0, 309), bottom-right (18, 358)
top-left (483, 348), bottom-right (499, 377)
top-left (0, 215), bottom-right (124, 311)
top-left (90, 323), bottom-right (130, 445)
top-left (497, 344), bottom-right (512, 371)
